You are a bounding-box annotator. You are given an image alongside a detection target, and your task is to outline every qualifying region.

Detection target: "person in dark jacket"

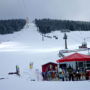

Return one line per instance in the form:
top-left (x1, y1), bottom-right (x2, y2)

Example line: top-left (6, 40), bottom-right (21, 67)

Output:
top-left (67, 66), bottom-right (74, 81)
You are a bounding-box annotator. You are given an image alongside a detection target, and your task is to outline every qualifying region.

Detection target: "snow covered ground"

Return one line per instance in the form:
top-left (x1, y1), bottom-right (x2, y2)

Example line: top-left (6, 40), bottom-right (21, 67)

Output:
top-left (0, 22), bottom-right (90, 90)
top-left (0, 77), bottom-right (90, 90)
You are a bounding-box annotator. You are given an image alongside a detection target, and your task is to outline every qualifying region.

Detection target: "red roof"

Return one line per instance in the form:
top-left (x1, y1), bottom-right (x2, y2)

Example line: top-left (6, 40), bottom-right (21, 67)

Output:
top-left (57, 53), bottom-right (90, 63)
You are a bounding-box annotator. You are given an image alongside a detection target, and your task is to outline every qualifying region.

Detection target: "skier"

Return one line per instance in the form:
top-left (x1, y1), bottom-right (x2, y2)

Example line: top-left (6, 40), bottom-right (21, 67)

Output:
top-left (29, 62), bottom-right (33, 69)
top-left (16, 65), bottom-right (20, 76)
top-left (8, 65), bottom-right (20, 76)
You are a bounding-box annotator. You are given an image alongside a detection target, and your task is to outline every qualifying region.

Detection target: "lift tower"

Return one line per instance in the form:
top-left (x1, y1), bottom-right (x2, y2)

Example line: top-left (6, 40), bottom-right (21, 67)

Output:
top-left (63, 33), bottom-right (68, 49)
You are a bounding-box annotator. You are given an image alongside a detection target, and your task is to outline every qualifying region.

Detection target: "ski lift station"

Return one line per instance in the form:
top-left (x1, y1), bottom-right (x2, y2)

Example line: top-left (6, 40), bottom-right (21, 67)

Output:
top-left (57, 53), bottom-right (90, 71)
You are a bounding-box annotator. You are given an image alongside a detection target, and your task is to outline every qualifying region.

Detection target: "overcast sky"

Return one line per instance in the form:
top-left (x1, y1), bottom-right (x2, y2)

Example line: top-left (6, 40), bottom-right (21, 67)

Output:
top-left (0, 0), bottom-right (90, 21)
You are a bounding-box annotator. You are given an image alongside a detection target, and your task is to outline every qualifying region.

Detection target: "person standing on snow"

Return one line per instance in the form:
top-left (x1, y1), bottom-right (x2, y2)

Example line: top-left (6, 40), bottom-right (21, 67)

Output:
top-left (16, 65), bottom-right (20, 76)
top-left (67, 66), bottom-right (74, 81)
top-left (58, 67), bottom-right (64, 81)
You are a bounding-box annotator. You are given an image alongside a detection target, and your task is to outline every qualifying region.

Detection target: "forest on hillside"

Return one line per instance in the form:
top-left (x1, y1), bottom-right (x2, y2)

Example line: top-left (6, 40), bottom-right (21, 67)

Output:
top-left (0, 18), bottom-right (90, 35)
top-left (0, 19), bottom-right (26, 34)
top-left (35, 19), bottom-right (90, 34)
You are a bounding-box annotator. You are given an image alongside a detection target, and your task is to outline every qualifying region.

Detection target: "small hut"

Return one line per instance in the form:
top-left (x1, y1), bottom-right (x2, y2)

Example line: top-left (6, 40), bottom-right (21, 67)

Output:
top-left (42, 62), bottom-right (57, 72)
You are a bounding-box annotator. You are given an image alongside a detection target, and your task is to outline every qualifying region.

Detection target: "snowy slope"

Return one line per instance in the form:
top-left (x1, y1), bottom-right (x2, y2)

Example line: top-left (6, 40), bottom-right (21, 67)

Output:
top-left (0, 22), bottom-right (90, 73)
top-left (0, 22), bottom-right (90, 90)
top-left (0, 22), bottom-right (90, 52)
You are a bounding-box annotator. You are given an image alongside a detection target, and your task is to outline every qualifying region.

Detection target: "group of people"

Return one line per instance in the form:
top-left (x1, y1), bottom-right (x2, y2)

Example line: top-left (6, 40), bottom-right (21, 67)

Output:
top-left (42, 65), bottom-right (90, 81)
top-left (8, 64), bottom-right (90, 81)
